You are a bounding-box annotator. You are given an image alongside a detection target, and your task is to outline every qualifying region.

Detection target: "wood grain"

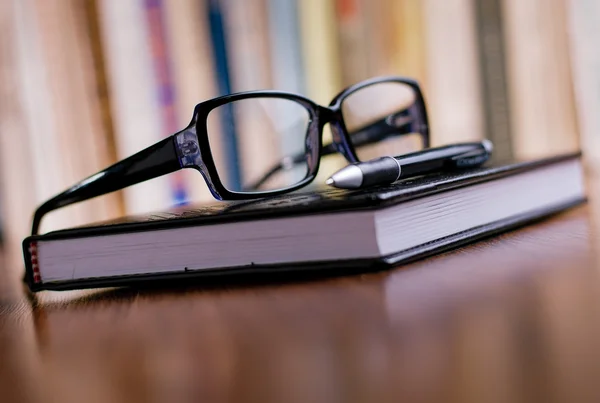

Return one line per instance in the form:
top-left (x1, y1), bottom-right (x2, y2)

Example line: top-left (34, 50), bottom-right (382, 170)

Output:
top-left (2, 196), bottom-right (600, 402)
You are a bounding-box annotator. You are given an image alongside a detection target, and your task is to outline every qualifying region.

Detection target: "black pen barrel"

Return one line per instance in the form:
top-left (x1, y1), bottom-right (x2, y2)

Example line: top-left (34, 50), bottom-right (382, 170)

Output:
top-left (359, 157), bottom-right (400, 187)
top-left (397, 142), bottom-right (487, 178)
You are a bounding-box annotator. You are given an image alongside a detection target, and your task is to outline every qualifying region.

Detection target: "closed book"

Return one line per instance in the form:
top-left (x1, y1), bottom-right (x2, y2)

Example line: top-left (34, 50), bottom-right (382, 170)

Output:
top-left (23, 153), bottom-right (585, 292)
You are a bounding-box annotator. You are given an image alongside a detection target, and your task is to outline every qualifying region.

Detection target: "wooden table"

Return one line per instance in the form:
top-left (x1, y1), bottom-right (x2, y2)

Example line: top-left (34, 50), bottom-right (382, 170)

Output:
top-left (2, 186), bottom-right (600, 403)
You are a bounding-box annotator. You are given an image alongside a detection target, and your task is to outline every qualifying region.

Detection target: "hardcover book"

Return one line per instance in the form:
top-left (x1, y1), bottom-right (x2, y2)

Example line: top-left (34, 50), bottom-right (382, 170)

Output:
top-left (23, 153), bottom-right (585, 292)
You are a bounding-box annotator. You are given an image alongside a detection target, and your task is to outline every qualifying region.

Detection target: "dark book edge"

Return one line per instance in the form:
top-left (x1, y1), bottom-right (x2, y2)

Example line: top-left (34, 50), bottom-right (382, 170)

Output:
top-left (24, 196), bottom-right (585, 292)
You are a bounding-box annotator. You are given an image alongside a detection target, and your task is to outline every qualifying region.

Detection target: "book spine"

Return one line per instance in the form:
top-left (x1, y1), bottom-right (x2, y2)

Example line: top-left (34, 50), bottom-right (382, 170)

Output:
top-left (566, 0), bottom-right (600, 171)
top-left (363, 0), bottom-right (395, 77)
top-left (334, 0), bottom-right (369, 86)
top-left (66, 0), bottom-right (124, 223)
top-left (297, 0), bottom-right (342, 105)
top-left (143, 0), bottom-right (189, 206)
top-left (97, 0), bottom-right (171, 214)
top-left (20, 0), bottom-right (98, 231)
top-left (502, 0), bottom-right (579, 158)
top-left (79, 0), bottom-right (125, 218)
top-left (267, 0), bottom-right (305, 94)
top-left (206, 0), bottom-right (242, 190)
top-left (422, 0), bottom-right (485, 145)
top-left (0, 0), bottom-right (39, 270)
top-left (389, 0), bottom-right (428, 86)
top-left (220, 0), bottom-right (280, 187)
top-left (267, 0), bottom-right (307, 162)
top-left (297, 0), bottom-right (344, 182)
top-left (162, 0), bottom-right (220, 203)
top-left (473, 0), bottom-right (514, 160)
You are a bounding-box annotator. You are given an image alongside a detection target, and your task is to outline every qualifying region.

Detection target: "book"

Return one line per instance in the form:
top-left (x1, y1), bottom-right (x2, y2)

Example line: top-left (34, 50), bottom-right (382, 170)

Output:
top-left (422, 0), bottom-right (485, 145)
top-left (162, 0), bottom-right (221, 204)
top-left (17, 0), bottom-right (88, 231)
top-left (502, 0), bottom-right (580, 159)
top-left (267, 0), bottom-right (307, 163)
top-left (566, 0), bottom-right (600, 172)
top-left (220, 0), bottom-right (280, 187)
top-left (97, 0), bottom-right (172, 215)
top-left (0, 0), bottom-right (39, 270)
top-left (23, 153), bottom-right (585, 292)
top-left (143, 0), bottom-right (189, 206)
top-left (473, 0), bottom-right (514, 161)
top-left (389, 0), bottom-right (428, 87)
top-left (335, 0), bottom-right (371, 86)
top-left (32, 0), bottom-right (121, 229)
top-left (206, 0), bottom-right (242, 190)
top-left (78, 0), bottom-right (125, 219)
top-left (297, 0), bottom-right (346, 182)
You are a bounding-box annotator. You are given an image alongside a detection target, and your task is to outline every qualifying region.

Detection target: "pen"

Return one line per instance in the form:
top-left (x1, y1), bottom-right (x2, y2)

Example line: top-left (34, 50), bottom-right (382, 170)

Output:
top-left (326, 140), bottom-right (493, 189)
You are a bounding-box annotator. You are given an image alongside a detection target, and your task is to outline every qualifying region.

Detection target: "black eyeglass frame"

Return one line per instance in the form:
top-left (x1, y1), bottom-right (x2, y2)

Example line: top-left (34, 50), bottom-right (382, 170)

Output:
top-left (31, 76), bottom-right (429, 235)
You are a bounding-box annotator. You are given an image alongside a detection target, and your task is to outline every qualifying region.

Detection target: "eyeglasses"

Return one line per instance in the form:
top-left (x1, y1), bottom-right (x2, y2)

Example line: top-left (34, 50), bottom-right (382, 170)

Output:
top-left (31, 76), bottom-right (429, 235)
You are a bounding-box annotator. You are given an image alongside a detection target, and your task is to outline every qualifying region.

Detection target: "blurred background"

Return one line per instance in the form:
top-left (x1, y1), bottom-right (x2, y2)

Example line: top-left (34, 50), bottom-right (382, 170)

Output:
top-left (0, 0), bottom-right (598, 266)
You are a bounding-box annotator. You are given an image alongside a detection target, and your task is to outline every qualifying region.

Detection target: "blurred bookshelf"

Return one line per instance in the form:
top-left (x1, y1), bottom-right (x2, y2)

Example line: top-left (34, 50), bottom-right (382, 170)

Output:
top-left (0, 0), bottom-right (595, 268)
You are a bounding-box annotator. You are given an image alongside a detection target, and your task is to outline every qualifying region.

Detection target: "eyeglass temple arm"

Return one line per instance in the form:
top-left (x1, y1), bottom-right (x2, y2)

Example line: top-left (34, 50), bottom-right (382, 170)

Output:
top-left (31, 136), bottom-right (181, 236)
top-left (246, 112), bottom-right (428, 190)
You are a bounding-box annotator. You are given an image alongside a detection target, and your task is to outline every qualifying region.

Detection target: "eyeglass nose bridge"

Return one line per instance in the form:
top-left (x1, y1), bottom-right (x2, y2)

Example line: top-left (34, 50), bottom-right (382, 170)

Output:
top-left (318, 106), bottom-right (359, 164)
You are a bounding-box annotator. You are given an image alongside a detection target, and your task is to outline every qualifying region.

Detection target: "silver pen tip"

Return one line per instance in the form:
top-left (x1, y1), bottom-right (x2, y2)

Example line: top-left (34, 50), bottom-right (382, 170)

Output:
top-left (482, 139), bottom-right (494, 153)
top-left (326, 165), bottom-right (364, 189)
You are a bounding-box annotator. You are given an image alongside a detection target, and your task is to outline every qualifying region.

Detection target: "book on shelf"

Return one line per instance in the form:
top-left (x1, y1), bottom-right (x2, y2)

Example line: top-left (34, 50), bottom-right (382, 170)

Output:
top-left (0, 0), bottom-right (38, 269)
top-left (422, 0), bottom-right (485, 146)
top-left (23, 152), bottom-right (585, 292)
top-left (163, 0), bottom-right (221, 204)
top-left (502, 0), bottom-right (580, 159)
top-left (335, 0), bottom-right (370, 86)
top-left (566, 0), bottom-right (600, 171)
top-left (143, 0), bottom-right (190, 206)
top-left (206, 0), bottom-right (242, 190)
top-left (388, 0), bottom-right (428, 87)
top-left (473, 0), bottom-right (514, 161)
top-left (220, 0), bottom-right (280, 187)
top-left (297, 0), bottom-right (346, 182)
top-left (97, 0), bottom-right (172, 215)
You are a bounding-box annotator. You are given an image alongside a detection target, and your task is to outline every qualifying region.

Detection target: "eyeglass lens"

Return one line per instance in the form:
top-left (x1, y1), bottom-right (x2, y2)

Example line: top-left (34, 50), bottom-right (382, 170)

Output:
top-left (341, 81), bottom-right (424, 161)
top-left (206, 97), bottom-right (311, 193)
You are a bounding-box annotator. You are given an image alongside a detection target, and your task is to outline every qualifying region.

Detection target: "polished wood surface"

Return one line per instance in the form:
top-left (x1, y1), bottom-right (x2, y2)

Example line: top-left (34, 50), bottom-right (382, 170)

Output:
top-left (2, 187), bottom-right (600, 402)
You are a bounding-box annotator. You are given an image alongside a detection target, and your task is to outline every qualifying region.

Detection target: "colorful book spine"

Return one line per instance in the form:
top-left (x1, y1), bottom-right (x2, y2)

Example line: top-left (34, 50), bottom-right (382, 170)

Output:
top-left (80, 0), bottom-right (125, 216)
top-left (206, 0), bottom-right (241, 190)
top-left (389, 0), bottom-right (428, 86)
top-left (97, 0), bottom-right (171, 215)
top-left (267, 0), bottom-right (307, 162)
top-left (162, 0), bottom-right (221, 203)
top-left (267, 0), bottom-right (305, 94)
top-left (220, 0), bottom-right (279, 187)
top-left (297, 0), bottom-right (344, 182)
top-left (143, 0), bottom-right (188, 206)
